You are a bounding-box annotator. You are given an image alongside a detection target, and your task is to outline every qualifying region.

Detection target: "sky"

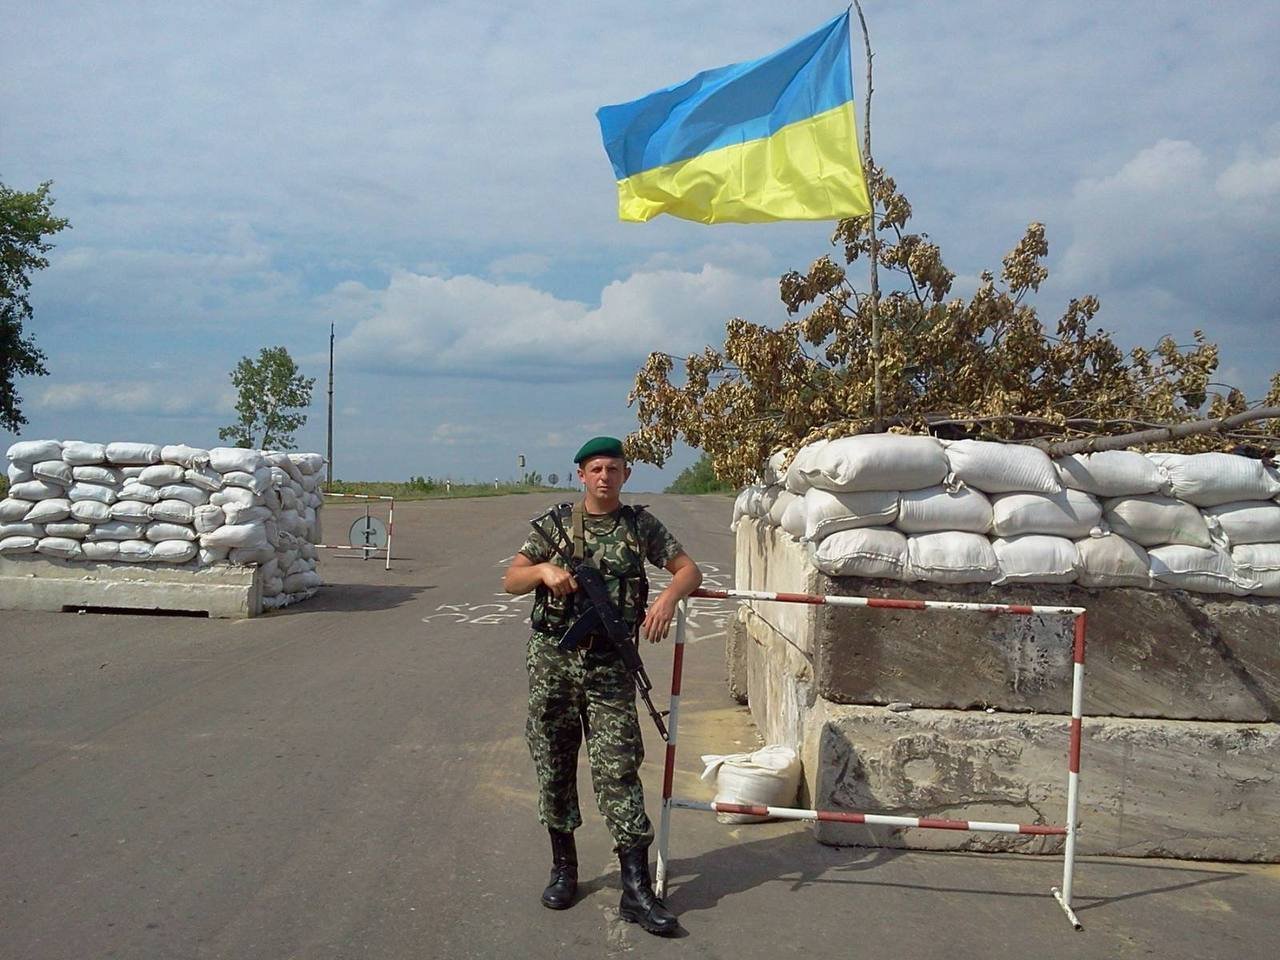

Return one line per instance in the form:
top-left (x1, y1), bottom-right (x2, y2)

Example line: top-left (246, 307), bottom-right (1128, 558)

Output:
top-left (3, 1), bottom-right (1279, 492)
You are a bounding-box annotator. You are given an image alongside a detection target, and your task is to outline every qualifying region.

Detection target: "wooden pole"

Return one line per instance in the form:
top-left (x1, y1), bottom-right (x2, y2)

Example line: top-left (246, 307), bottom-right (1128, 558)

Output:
top-left (852, 1), bottom-right (882, 431)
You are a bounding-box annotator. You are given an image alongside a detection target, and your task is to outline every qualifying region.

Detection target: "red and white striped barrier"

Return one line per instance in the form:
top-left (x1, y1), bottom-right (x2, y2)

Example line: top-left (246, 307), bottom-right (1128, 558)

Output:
top-left (317, 492), bottom-right (396, 571)
top-left (655, 587), bottom-right (1087, 931)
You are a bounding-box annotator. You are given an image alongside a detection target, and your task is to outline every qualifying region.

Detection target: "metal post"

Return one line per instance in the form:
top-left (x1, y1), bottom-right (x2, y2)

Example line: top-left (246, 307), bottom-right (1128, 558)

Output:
top-left (1052, 612), bottom-right (1087, 930)
top-left (654, 600), bottom-right (687, 900)
top-left (326, 322), bottom-right (334, 491)
top-left (385, 498), bottom-right (394, 572)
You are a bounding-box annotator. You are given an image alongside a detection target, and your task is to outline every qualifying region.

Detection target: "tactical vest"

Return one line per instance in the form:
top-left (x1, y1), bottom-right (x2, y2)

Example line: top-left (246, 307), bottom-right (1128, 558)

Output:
top-left (530, 502), bottom-right (650, 638)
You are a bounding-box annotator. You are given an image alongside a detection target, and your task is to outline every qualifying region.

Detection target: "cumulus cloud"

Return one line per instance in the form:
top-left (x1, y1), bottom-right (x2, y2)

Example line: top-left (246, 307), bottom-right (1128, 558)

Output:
top-left (38, 380), bottom-right (235, 417)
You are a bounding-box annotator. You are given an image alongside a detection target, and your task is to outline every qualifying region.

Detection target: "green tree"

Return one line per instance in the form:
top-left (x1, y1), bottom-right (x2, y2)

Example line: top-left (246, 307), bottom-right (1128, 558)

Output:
top-left (219, 346), bottom-right (315, 449)
top-left (664, 454), bottom-right (735, 494)
top-left (1, 180), bottom-right (70, 433)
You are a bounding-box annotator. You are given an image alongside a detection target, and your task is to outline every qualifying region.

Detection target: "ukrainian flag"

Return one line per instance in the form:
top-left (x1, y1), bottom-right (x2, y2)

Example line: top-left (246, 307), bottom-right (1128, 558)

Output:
top-left (596, 10), bottom-right (870, 224)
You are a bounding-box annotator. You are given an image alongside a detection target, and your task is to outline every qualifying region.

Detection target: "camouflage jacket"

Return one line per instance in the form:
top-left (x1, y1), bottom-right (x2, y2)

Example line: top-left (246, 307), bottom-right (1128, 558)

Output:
top-left (518, 502), bottom-right (684, 639)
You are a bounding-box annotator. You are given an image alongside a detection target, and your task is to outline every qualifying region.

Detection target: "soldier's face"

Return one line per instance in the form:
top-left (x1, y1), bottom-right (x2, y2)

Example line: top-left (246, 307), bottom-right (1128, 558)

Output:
top-left (578, 456), bottom-right (630, 498)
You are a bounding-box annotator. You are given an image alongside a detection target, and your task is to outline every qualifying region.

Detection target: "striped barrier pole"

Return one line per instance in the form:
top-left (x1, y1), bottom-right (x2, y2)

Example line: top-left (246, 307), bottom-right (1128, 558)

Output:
top-left (1052, 612), bottom-right (1087, 930)
top-left (318, 492), bottom-right (396, 570)
top-left (653, 601), bottom-right (687, 900)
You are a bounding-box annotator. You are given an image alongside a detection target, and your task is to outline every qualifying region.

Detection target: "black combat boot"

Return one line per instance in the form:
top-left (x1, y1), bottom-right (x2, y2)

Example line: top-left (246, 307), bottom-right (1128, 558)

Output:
top-left (617, 845), bottom-right (678, 936)
top-left (541, 829), bottom-right (578, 909)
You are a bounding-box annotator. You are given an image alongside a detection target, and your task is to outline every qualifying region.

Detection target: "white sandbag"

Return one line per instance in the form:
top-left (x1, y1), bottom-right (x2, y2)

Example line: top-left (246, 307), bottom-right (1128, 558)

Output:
top-left (783, 440), bottom-right (828, 494)
top-left (992, 535), bottom-right (1078, 584)
top-left (803, 488), bottom-right (899, 542)
top-left (72, 465), bottom-right (121, 485)
top-left (895, 485), bottom-right (992, 534)
top-left (758, 486), bottom-right (783, 523)
top-left (285, 555), bottom-right (308, 575)
top-left (259, 558), bottom-right (281, 580)
top-left (80, 540), bottom-right (121, 561)
top-left (283, 569), bottom-right (322, 593)
top-left (68, 482), bottom-right (117, 505)
top-left (943, 439), bottom-right (1061, 494)
top-left (222, 467), bottom-right (273, 495)
top-left (157, 483), bottom-right (208, 506)
top-left (117, 539), bottom-right (154, 562)
top-left (767, 489), bottom-right (798, 527)
top-left (991, 489), bottom-right (1103, 539)
top-left (87, 521), bottom-right (146, 541)
top-left (813, 527), bottom-right (908, 579)
top-left (8, 439), bottom-right (63, 463)
top-left (10, 479), bottom-right (64, 500)
top-left (1202, 501), bottom-right (1280, 546)
top-left (761, 449), bottom-right (788, 486)
top-left (152, 540), bottom-right (198, 563)
top-left (193, 504), bottom-right (225, 534)
top-left (1149, 544), bottom-right (1250, 595)
top-left (7, 462), bottom-right (33, 484)
top-left (45, 521), bottom-right (91, 539)
top-left (32, 460), bottom-right (74, 485)
top-left (1104, 495), bottom-right (1212, 548)
top-left (145, 522), bottom-right (195, 543)
top-left (210, 487), bottom-right (258, 509)
top-left (263, 576), bottom-right (285, 596)
top-left (907, 531), bottom-right (1000, 583)
top-left (198, 546), bottom-right (229, 565)
top-left (0, 522), bottom-right (44, 538)
top-left (110, 500), bottom-right (153, 523)
top-left (160, 444), bottom-right (209, 468)
top-left (229, 545), bottom-right (275, 565)
top-left (119, 466), bottom-right (146, 479)
top-left (37, 536), bottom-right (82, 560)
top-left (200, 521), bottom-right (270, 550)
top-left (289, 452), bottom-right (325, 475)
top-left (23, 498), bottom-right (71, 523)
top-left (780, 496), bottom-right (808, 539)
top-left (0, 535), bottom-right (39, 555)
top-left (0, 498), bottom-right (34, 522)
top-left (69, 500), bottom-right (111, 523)
top-left (264, 519), bottom-right (279, 546)
top-left (1234, 544), bottom-right (1280, 597)
top-left (224, 503), bottom-right (273, 526)
top-left (184, 465), bottom-right (223, 492)
top-left (150, 500), bottom-right (195, 524)
top-left (700, 745), bottom-right (801, 824)
top-left (1076, 535), bottom-right (1152, 588)
top-left (138, 463), bottom-right (185, 486)
top-left (731, 487), bottom-right (752, 529)
top-left (275, 455), bottom-right (304, 485)
top-left (801, 434), bottom-right (948, 493)
top-left (1147, 452), bottom-right (1280, 507)
top-left (60, 441), bottom-right (106, 465)
top-left (104, 441), bottom-right (161, 465)
top-left (1054, 451), bottom-right (1167, 497)
top-left (208, 446), bottom-right (266, 475)
top-left (279, 486), bottom-right (299, 511)
top-left (300, 472), bottom-right (319, 493)
top-left (119, 482), bottom-right (160, 504)
top-left (299, 543), bottom-right (317, 561)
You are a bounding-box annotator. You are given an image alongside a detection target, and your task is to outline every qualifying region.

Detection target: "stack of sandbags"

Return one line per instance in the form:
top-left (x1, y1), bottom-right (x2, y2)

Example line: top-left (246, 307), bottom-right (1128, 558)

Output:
top-left (1, 440), bottom-right (327, 608)
top-left (737, 435), bottom-right (1280, 597)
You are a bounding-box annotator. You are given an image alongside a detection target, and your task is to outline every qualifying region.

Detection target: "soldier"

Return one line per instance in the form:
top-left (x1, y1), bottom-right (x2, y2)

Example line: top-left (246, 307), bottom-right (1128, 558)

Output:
top-left (503, 436), bottom-right (703, 937)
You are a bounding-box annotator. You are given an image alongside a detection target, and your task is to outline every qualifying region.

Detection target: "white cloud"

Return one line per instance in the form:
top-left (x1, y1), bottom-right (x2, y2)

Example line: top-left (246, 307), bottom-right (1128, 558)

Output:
top-left (488, 253), bottom-right (552, 278)
top-left (1216, 148), bottom-right (1280, 201)
top-left (38, 380), bottom-right (235, 417)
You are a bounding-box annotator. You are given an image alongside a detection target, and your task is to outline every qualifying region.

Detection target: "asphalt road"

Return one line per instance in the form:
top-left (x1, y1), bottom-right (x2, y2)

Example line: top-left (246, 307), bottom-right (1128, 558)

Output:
top-left (2, 493), bottom-right (1276, 960)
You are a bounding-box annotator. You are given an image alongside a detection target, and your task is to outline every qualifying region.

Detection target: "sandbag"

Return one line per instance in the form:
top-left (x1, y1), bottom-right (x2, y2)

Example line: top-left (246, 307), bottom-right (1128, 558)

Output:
top-left (104, 442), bottom-right (162, 465)
top-left (0, 522), bottom-right (44, 539)
top-left (223, 467), bottom-right (273, 495)
top-left (193, 504), bottom-right (225, 534)
top-left (32, 460), bottom-right (74, 485)
top-left (60, 441), bottom-right (106, 465)
top-left (7, 462), bottom-right (33, 484)
top-left (119, 467), bottom-right (146, 479)
top-left (118, 482), bottom-right (160, 504)
top-left (758, 486), bottom-right (783, 523)
top-left (110, 500), bottom-right (153, 524)
top-left (1147, 452), bottom-right (1280, 507)
top-left (803, 488), bottom-right (899, 542)
top-left (1076, 535), bottom-right (1152, 588)
top-left (263, 576), bottom-right (285, 596)
top-left (0, 498), bottom-right (34, 522)
top-left (780, 496), bottom-right (808, 539)
top-left (117, 539), bottom-right (154, 562)
top-left (210, 487), bottom-right (259, 508)
top-left (86, 521), bottom-right (146, 541)
top-left (23, 498), bottom-right (71, 523)
top-left (992, 535), bottom-right (1078, 584)
top-left (1234, 544), bottom-right (1280, 597)
top-left (8, 439), bottom-right (63, 463)
top-left (146, 522), bottom-right (196, 543)
top-left (731, 487), bottom-right (753, 529)
top-left (907, 531), bottom-right (999, 584)
top-left (72, 465), bottom-right (121, 485)
top-left (1104, 495), bottom-right (1212, 548)
top-left (200, 521), bottom-right (270, 550)
top-left (990, 489), bottom-right (1103, 538)
top-left (199, 546), bottom-right (230, 565)
top-left (289, 452), bottom-right (326, 475)
top-left (208, 446), bottom-right (266, 475)
top-left (784, 440), bottom-right (829, 494)
top-left (767, 490), bottom-right (798, 527)
top-left (1149, 544), bottom-right (1250, 595)
top-left (229, 545), bottom-right (275, 565)
top-left (943, 439), bottom-right (1061, 494)
top-left (157, 483), bottom-right (209, 506)
top-left (700, 745), bottom-right (801, 824)
top-left (895, 484), bottom-right (992, 534)
top-left (1054, 451), bottom-right (1167, 497)
top-left (44, 521), bottom-right (91, 539)
top-left (138, 463), bottom-right (187, 486)
top-left (81, 540), bottom-right (121, 561)
top-left (150, 500), bottom-right (196, 524)
top-left (10, 479), bottom-right (65, 500)
top-left (813, 527), bottom-right (908, 579)
top-left (68, 482), bottom-right (117, 505)
top-left (761, 450), bottom-right (788, 486)
top-left (69, 501), bottom-right (111, 523)
top-left (184, 466), bottom-right (223, 492)
top-left (37, 536), bottom-right (82, 560)
top-left (160, 444), bottom-right (209, 468)
top-left (283, 569), bottom-right (322, 593)
top-left (152, 540), bottom-right (198, 563)
top-left (1202, 501), bottom-right (1280, 546)
top-left (801, 434), bottom-right (947, 493)
top-left (0, 535), bottom-right (39, 555)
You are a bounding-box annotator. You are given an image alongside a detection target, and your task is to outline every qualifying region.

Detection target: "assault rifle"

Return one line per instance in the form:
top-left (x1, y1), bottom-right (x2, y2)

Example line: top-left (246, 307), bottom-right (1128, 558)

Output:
top-left (530, 508), bottom-right (670, 741)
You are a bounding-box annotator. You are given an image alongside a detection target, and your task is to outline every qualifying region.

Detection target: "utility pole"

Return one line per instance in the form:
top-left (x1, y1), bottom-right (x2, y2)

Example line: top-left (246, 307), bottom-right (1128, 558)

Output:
top-left (326, 323), bottom-right (334, 490)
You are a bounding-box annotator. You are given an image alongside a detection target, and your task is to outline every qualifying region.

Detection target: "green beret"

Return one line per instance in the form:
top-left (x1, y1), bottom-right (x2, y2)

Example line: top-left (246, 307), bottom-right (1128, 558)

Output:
top-left (574, 436), bottom-right (626, 464)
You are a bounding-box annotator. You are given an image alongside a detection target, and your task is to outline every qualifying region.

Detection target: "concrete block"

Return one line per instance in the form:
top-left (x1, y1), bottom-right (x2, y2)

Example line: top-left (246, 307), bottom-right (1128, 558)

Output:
top-left (804, 700), bottom-right (1280, 861)
top-left (743, 605), bottom-right (814, 752)
top-left (735, 521), bottom-right (820, 654)
top-left (725, 606), bottom-right (750, 704)
top-left (0, 555), bottom-right (263, 619)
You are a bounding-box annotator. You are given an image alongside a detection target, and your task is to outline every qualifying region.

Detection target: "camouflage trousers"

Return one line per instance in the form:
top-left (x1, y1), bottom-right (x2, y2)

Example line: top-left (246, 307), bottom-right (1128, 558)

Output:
top-left (525, 630), bottom-right (653, 852)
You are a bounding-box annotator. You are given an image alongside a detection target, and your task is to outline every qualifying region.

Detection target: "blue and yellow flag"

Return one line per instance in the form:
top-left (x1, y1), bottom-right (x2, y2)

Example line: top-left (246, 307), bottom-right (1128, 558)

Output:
top-left (596, 10), bottom-right (870, 224)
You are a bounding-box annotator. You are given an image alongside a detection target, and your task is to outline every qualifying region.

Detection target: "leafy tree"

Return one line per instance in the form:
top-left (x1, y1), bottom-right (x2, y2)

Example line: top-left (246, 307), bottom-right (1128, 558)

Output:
top-left (1, 180), bottom-right (70, 433)
top-left (627, 164), bottom-right (1280, 486)
top-left (219, 346), bottom-right (315, 449)
top-left (664, 454), bottom-right (735, 494)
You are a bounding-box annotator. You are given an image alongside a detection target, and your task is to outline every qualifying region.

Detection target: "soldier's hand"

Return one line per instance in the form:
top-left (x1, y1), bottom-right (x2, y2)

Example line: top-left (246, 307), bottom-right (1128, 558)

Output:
top-left (642, 592), bottom-right (678, 643)
top-left (540, 564), bottom-right (579, 598)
